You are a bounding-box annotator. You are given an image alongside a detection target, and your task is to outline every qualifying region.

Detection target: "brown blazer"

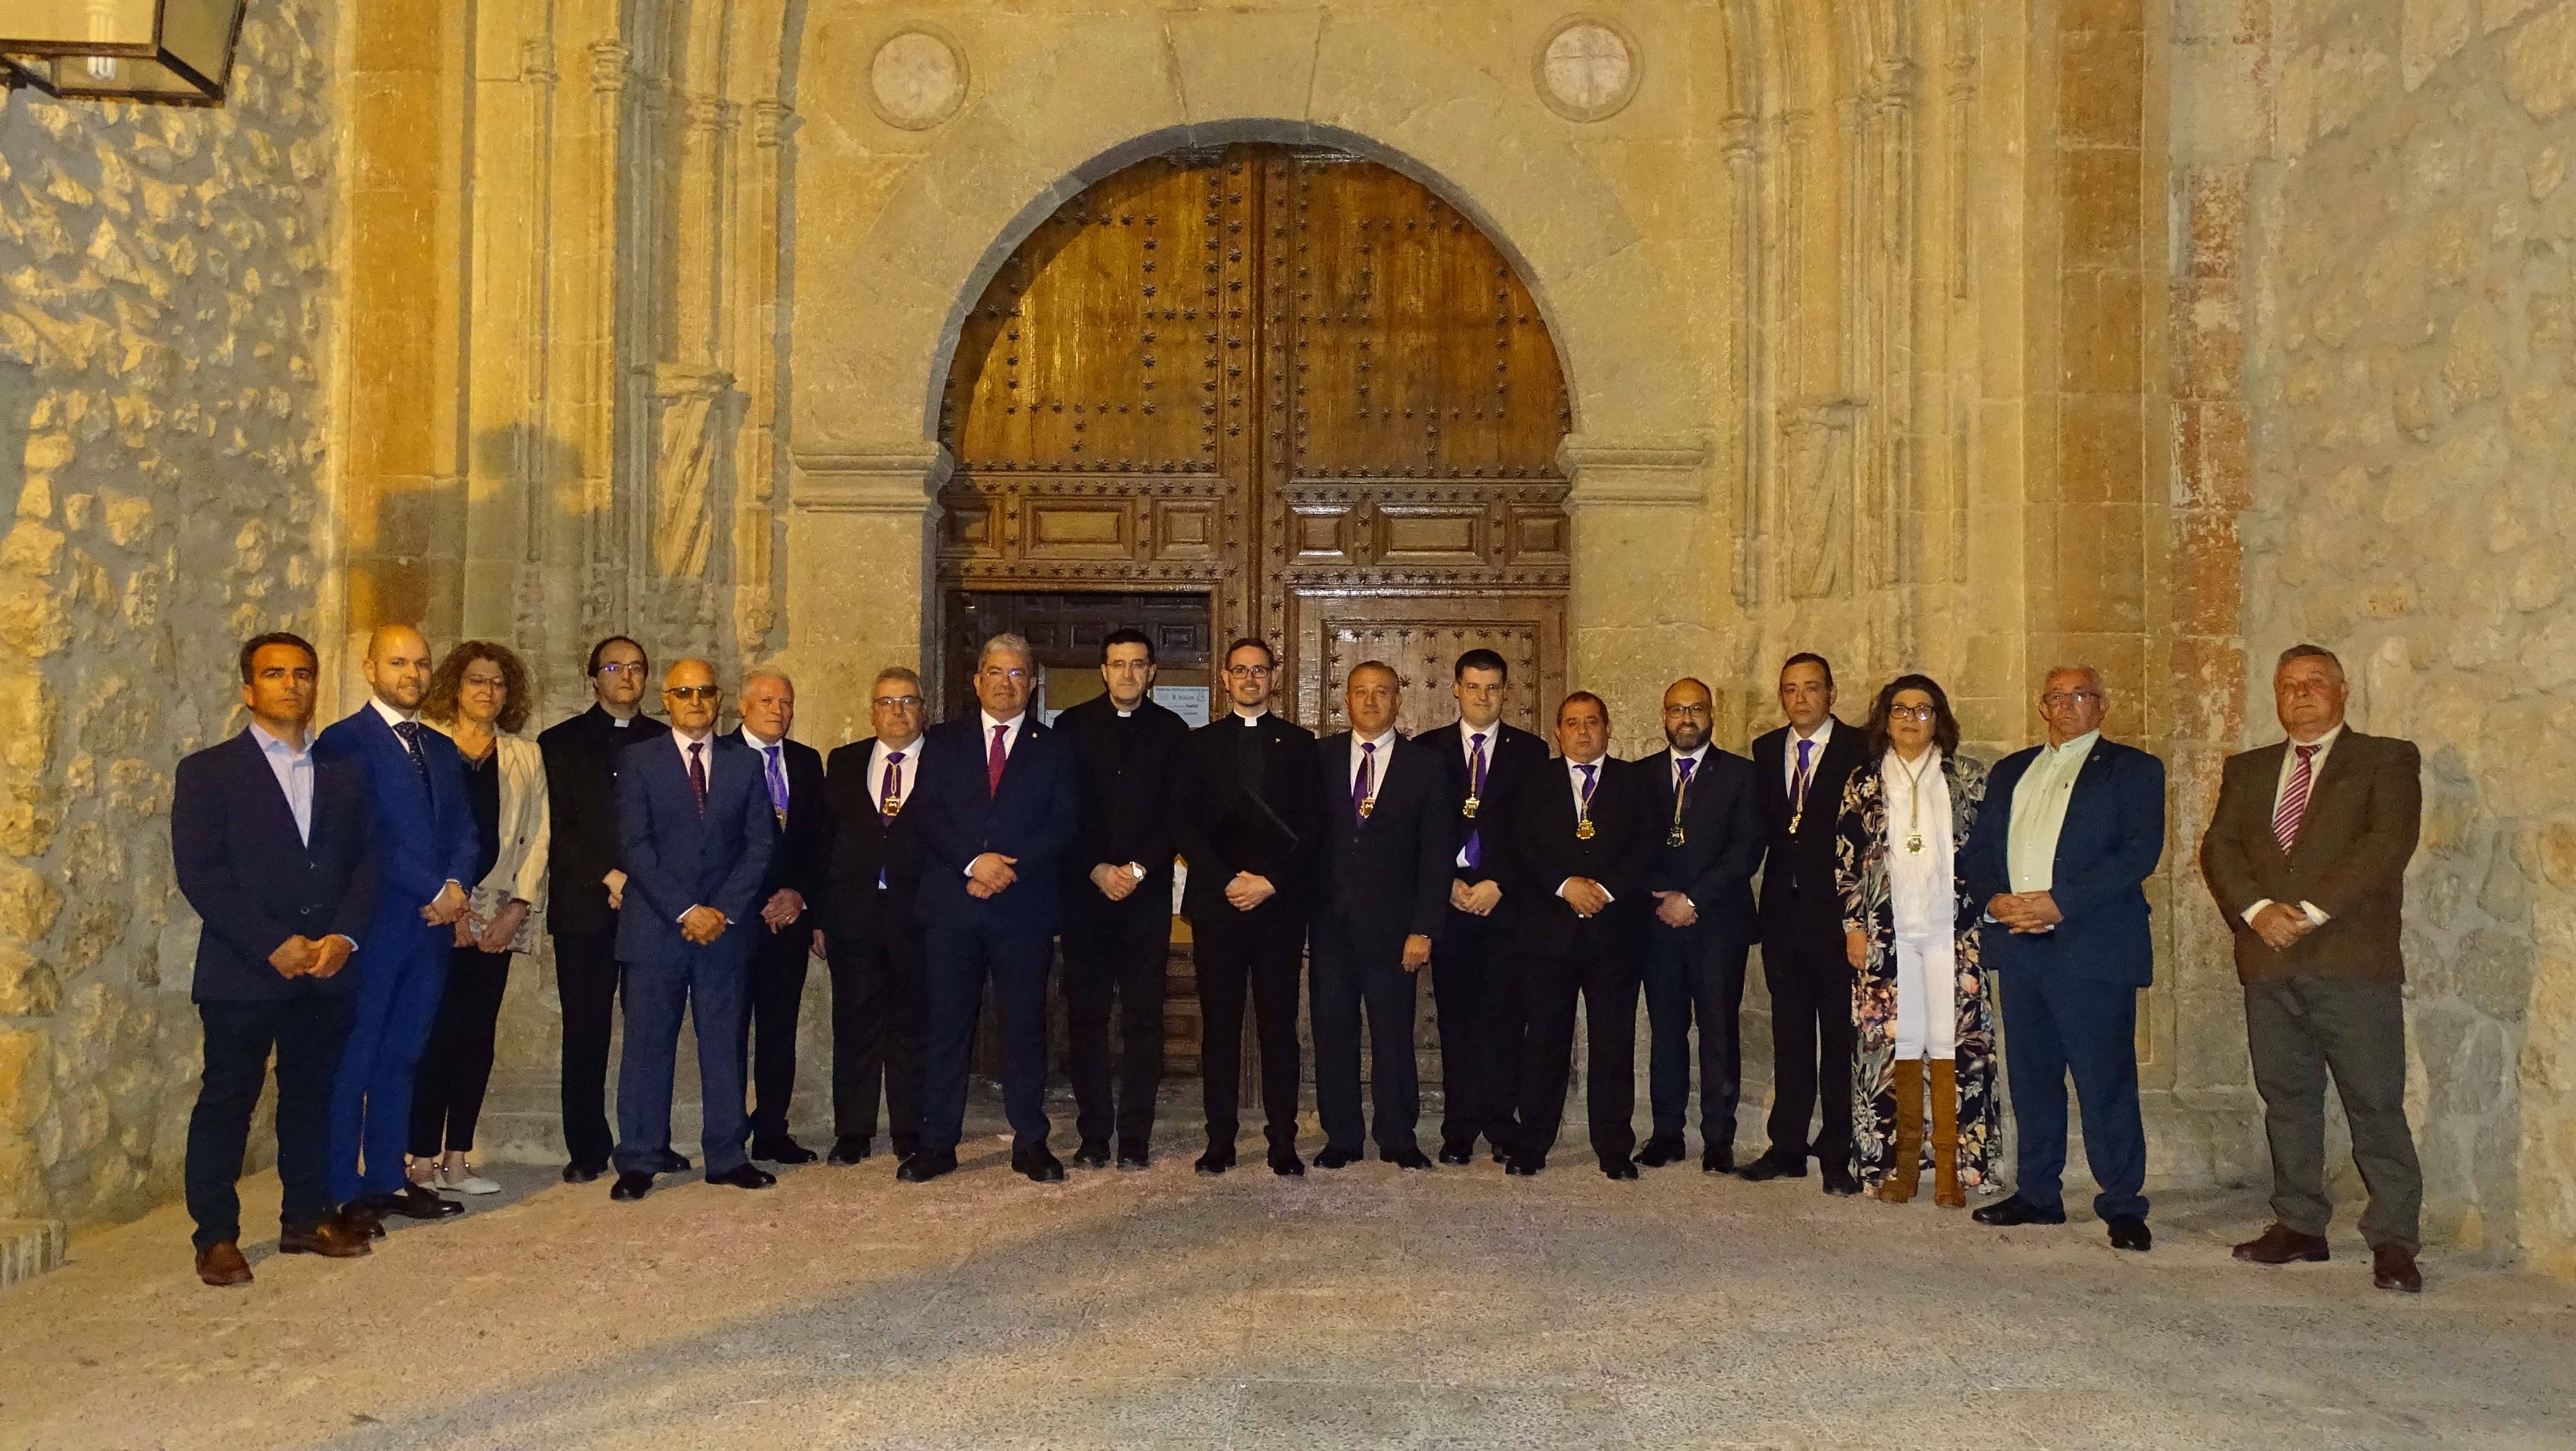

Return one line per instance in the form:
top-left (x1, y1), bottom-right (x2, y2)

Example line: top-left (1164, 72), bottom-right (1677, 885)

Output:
top-left (2198, 728), bottom-right (2421, 984)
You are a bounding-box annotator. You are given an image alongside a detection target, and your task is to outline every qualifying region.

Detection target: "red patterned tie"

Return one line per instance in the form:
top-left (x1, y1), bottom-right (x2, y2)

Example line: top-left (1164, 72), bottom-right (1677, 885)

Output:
top-left (687, 741), bottom-right (707, 817)
top-left (2271, 743), bottom-right (2319, 854)
top-left (987, 724), bottom-right (1008, 796)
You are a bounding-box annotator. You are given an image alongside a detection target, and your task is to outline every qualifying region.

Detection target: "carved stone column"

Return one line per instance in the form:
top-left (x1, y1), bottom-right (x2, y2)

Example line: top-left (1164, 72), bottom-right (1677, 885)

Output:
top-left (783, 446), bottom-right (951, 744)
top-left (1558, 435), bottom-right (1715, 756)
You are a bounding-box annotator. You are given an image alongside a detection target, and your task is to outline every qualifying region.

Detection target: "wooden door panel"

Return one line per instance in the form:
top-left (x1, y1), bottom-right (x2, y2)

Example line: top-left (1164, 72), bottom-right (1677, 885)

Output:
top-left (1290, 592), bottom-right (1565, 739)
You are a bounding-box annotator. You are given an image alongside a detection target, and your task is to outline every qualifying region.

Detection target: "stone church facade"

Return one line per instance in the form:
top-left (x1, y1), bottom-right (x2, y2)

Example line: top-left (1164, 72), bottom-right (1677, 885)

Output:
top-left (0, 0), bottom-right (2569, 1276)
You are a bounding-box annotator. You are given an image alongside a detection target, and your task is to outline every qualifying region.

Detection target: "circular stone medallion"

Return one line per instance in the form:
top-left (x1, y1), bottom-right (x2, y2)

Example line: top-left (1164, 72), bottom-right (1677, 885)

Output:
top-left (870, 26), bottom-right (968, 131)
top-left (1534, 16), bottom-right (1640, 123)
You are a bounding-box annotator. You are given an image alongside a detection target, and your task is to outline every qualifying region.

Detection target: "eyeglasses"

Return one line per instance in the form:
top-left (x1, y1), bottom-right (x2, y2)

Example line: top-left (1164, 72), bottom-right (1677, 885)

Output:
top-left (873, 694), bottom-right (924, 711)
top-left (2041, 690), bottom-right (2100, 707)
top-left (1224, 664), bottom-right (1273, 679)
top-left (1887, 705), bottom-right (1937, 722)
top-left (663, 685), bottom-right (720, 701)
top-left (1663, 704), bottom-right (1711, 718)
top-left (597, 661), bottom-right (646, 677)
top-left (978, 667), bottom-right (1031, 683)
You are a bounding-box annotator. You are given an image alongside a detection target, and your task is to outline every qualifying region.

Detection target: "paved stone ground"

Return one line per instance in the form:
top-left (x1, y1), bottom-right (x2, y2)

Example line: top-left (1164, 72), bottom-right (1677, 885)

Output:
top-left (3, 1090), bottom-right (2572, 1451)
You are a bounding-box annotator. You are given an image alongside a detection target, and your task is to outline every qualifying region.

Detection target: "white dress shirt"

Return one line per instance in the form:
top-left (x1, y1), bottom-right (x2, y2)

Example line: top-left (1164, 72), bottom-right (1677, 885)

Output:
top-left (2244, 723), bottom-right (2344, 927)
top-left (1346, 727), bottom-right (1398, 796)
top-left (740, 726), bottom-right (791, 807)
top-left (1453, 721), bottom-right (1500, 868)
top-left (1782, 717), bottom-right (1837, 799)
top-left (670, 726), bottom-right (717, 784)
top-left (1668, 743), bottom-right (1708, 794)
top-left (980, 709), bottom-right (1027, 760)
top-left (2006, 730), bottom-right (2097, 893)
top-left (1880, 747), bottom-right (1954, 940)
top-left (867, 737), bottom-right (920, 814)
top-left (1556, 755), bottom-right (1616, 905)
top-left (248, 721), bottom-right (315, 846)
top-left (367, 696), bottom-right (421, 730)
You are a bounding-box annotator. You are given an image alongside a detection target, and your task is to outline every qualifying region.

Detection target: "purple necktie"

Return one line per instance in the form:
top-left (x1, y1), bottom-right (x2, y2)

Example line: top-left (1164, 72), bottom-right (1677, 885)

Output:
top-left (1354, 740), bottom-right (1377, 818)
top-left (1791, 736), bottom-right (1814, 811)
top-left (687, 741), bottom-right (707, 817)
top-left (762, 744), bottom-right (788, 816)
top-left (880, 750), bottom-right (905, 824)
top-left (1462, 731), bottom-right (1488, 870)
top-left (1577, 761), bottom-right (1598, 812)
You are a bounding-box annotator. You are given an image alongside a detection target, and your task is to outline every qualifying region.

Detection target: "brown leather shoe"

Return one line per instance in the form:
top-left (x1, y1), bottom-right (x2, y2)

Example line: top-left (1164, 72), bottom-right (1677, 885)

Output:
top-left (278, 1217), bottom-right (373, 1259)
top-left (2232, 1223), bottom-right (2331, 1265)
top-left (2372, 1243), bottom-right (2423, 1293)
top-left (195, 1241), bottom-right (253, 1287)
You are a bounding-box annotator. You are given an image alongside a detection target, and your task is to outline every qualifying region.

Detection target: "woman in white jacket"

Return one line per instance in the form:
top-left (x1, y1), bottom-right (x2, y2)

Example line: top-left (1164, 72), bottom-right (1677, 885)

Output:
top-left (412, 641), bottom-right (550, 1195)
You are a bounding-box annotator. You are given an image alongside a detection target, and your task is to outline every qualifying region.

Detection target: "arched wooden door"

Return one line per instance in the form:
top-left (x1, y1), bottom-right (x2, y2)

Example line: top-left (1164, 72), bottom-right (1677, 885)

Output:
top-left (938, 143), bottom-right (1572, 1081)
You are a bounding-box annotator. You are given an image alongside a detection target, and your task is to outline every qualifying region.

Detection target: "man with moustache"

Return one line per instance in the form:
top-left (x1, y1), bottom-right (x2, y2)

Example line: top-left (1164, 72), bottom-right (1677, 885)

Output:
top-left (1310, 661), bottom-right (1453, 1171)
top-left (902, 633), bottom-right (1081, 1185)
top-left (1426, 648), bottom-right (1549, 1166)
top-left (733, 669), bottom-right (832, 1166)
top-left (315, 625), bottom-right (476, 1229)
top-left (1053, 629), bottom-right (1191, 1170)
top-left (1634, 678), bottom-right (1766, 1174)
top-left (820, 668), bottom-right (931, 1167)
top-left (607, 659), bottom-right (779, 1200)
top-left (1172, 638), bottom-right (1323, 1176)
top-left (538, 635), bottom-right (667, 1183)
top-left (174, 633), bottom-right (379, 1284)
top-left (1741, 652), bottom-right (1870, 1194)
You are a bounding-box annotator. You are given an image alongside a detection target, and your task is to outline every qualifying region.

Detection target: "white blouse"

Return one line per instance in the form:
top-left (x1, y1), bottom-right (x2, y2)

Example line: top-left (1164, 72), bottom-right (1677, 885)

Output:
top-left (1879, 747), bottom-right (1954, 940)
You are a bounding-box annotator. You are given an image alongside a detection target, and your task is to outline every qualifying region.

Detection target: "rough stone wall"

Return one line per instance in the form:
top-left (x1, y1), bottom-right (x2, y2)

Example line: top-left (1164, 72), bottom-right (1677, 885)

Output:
top-left (2234, 0), bottom-right (2576, 1272)
top-left (0, 1), bottom-right (339, 1228)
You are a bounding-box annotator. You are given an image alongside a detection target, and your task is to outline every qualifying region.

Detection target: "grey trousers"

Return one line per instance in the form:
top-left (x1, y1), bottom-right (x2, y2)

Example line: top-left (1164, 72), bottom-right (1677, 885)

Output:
top-left (2243, 975), bottom-right (2422, 1251)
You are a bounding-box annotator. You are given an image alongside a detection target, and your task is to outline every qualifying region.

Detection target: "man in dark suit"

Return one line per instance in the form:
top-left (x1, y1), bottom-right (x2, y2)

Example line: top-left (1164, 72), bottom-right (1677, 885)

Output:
top-left (315, 624), bottom-right (476, 1228)
top-left (173, 633), bottom-right (379, 1285)
top-left (1635, 677), bottom-right (1765, 1174)
top-left (1054, 628), bottom-right (1190, 1170)
top-left (734, 668), bottom-right (832, 1166)
top-left (1310, 660), bottom-right (1453, 1170)
top-left (1741, 651), bottom-right (1870, 1194)
top-left (901, 632), bottom-right (1081, 1184)
top-left (536, 635), bottom-right (661, 1182)
top-left (1504, 692), bottom-right (1658, 1178)
top-left (2201, 643), bottom-right (2425, 1292)
top-left (1173, 637), bottom-right (1321, 1176)
top-left (1424, 647), bottom-right (1548, 1165)
top-left (607, 658), bottom-right (780, 1200)
top-left (1963, 666), bottom-right (2165, 1252)
top-left (820, 667), bottom-right (930, 1167)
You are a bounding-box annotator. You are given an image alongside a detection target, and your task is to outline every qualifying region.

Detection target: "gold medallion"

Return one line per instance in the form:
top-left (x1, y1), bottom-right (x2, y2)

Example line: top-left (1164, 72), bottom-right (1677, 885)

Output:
top-left (882, 797), bottom-right (902, 819)
top-left (1359, 796), bottom-right (1376, 820)
top-left (1788, 809), bottom-right (1803, 835)
top-left (1461, 795), bottom-right (1480, 819)
top-left (776, 808), bottom-right (788, 829)
top-left (1667, 826), bottom-right (1686, 848)
top-left (1906, 833), bottom-right (1924, 853)
top-left (1576, 817), bottom-right (1596, 841)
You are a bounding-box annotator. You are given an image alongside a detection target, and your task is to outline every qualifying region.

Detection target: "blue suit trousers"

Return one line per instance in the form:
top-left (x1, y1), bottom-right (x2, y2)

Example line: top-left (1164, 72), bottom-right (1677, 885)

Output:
top-left (921, 919), bottom-right (1053, 1152)
top-left (329, 915), bottom-right (449, 1202)
top-left (1999, 967), bottom-right (2149, 1220)
top-left (614, 947), bottom-right (752, 1177)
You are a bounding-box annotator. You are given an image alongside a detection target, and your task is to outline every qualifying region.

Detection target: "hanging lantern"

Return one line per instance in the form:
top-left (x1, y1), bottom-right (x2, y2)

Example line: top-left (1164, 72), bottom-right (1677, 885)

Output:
top-left (2, 1), bottom-right (247, 106)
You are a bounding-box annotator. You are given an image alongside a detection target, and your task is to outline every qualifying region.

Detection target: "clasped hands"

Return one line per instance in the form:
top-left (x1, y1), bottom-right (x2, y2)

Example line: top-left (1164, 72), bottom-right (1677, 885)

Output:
top-left (418, 880), bottom-right (468, 927)
top-left (1223, 871), bottom-right (1276, 911)
top-left (2248, 901), bottom-right (2319, 952)
top-left (451, 897), bottom-right (531, 953)
top-left (1651, 890), bottom-right (1698, 928)
top-left (1090, 862), bottom-right (1143, 903)
top-left (967, 852), bottom-right (1020, 899)
top-left (268, 933), bottom-right (353, 980)
top-left (1448, 879), bottom-right (1502, 917)
top-left (1985, 891), bottom-right (2063, 935)
top-left (1560, 878), bottom-right (1611, 919)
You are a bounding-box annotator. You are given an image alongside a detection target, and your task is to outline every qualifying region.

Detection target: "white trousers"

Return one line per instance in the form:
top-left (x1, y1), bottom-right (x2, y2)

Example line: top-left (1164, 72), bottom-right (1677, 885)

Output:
top-left (1892, 931), bottom-right (1958, 1061)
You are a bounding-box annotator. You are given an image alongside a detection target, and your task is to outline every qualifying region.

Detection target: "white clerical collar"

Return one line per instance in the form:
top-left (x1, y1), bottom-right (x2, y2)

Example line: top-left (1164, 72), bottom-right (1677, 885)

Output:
top-left (1234, 706), bottom-right (1269, 723)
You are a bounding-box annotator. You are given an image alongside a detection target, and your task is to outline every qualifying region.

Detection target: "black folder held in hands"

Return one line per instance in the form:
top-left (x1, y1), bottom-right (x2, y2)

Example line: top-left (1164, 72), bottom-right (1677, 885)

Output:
top-left (1221, 789), bottom-right (1300, 873)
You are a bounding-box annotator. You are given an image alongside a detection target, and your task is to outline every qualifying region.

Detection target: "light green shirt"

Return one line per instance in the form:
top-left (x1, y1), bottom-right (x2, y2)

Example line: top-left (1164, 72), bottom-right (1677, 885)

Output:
top-left (2006, 730), bottom-right (2098, 892)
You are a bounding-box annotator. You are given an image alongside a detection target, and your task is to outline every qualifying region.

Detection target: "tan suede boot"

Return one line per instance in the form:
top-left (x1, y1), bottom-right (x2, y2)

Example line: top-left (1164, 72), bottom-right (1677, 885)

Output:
top-left (1930, 1058), bottom-right (1965, 1208)
top-left (1877, 1058), bottom-right (1925, 1204)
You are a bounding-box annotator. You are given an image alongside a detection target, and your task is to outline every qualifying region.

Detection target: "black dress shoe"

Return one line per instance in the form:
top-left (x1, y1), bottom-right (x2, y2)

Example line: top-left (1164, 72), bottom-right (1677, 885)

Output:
top-left (562, 1159), bottom-right (608, 1184)
top-left (2107, 1214), bottom-right (2153, 1252)
top-left (336, 1200), bottom-right (388, 1238)
top-left (1491, 1148), bottom-right (1510, 1165)
top-left (1072, 1139), bottom-right (1113, 1170)
top-left (375, 1183), bottom-right (465, 1219)
top-left (708, 1162), bottom-right (778, 1189)
top-left (1267, 1146), bottom-right (1306, 1176)
top-left (1737, 1151), bottom-right (1808, 1182)
top-left (1383, 1147), bottom-right (1435, 1171)
top-left (891, 1135), bottom-right (923, 1160)
top-left (1437, 1140), bottom-right (1476, 1166)
top-left (1600, 1156), bottom-right (1641, 1181)
top-left (1013, 1145), bottom-right (1066, 1183)
top-left (751, 1135), bottom-right (818, 1166)
top-left (656, 1149), bottom-right (692, 1174)
top-left (1972, 1193), bottom-right (2069, 1227)
top-left (1701, 1144), bottom-right (1734, 1174)
top-left (1504, 1155), bottom-right (1546, 1177)
top-left (1819, 1163), bottom-right (1861, 1196)
top-left (1195, 1144), bottom-right (1236, 1175)
top-left (1313, 1145), bottom-right (1363, 1170)
top-left (1117, 1139), bottom-right (1151, 1170)
top-left (897, 1148), bottom-right (958, 1183)
top-left (1633, 1135), bottom-right (1687, 1169)
top-left (610, 1171), bottom-right (654, 1201)
top-left (827, 1136), bottom-right (873, 1166)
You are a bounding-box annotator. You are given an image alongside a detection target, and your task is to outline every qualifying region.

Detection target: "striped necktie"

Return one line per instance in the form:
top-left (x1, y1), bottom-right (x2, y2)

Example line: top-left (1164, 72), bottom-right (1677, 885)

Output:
top-left (2272, 743), bottom-right (2319, 854)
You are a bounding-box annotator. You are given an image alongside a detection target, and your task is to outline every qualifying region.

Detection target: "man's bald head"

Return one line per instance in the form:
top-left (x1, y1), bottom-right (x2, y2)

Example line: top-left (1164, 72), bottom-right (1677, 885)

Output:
top-left (361, 624), bottom-right (433, 712)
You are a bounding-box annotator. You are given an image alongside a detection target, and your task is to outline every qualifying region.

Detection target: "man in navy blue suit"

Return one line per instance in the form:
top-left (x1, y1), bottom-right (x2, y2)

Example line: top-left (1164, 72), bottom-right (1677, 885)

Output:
top-left (173, 633), bottom-right (381, 1285)
top-left (900, 632), bottom-right (1079, 1184)
top-left (1962, 665), bottom-right (2166, 1251)
top-left (315, 625), bottom-right (476, 1229)
top-left (608, 658), bottom-right (780, 1200)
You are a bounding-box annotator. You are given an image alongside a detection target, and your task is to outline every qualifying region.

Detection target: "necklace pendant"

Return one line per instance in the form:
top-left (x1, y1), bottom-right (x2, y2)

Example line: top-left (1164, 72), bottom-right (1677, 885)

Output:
top-left (1906, 833), bottom-right (1924, 854)
top-left (1788, 810), bottom-right (1803, 835)
top-left (1461, 795), bottom-right (1479, 819)
top-left (1359, 797), bottom-right (1375, 820)
top-left (882, 798), bottom-right (901, 819)
top-left (1575, 817), bottom-right (1596, 841)
top-left (1667, 825), bottom-right (1686, 848)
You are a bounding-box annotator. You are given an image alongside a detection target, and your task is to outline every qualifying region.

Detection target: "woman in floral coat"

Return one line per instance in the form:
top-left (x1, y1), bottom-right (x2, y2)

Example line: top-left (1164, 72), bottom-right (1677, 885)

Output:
top-left (1833, 673), bottom-right (2000, 1206)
